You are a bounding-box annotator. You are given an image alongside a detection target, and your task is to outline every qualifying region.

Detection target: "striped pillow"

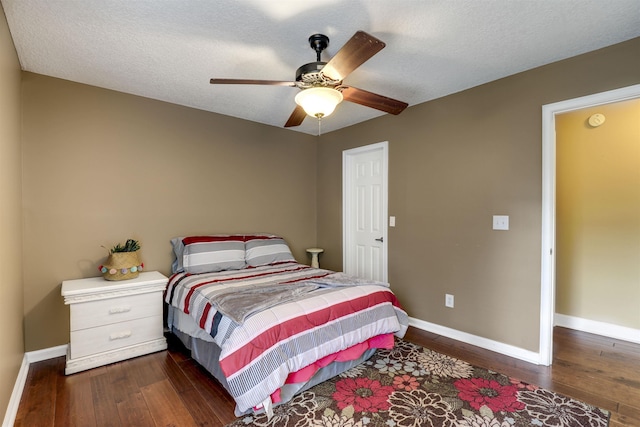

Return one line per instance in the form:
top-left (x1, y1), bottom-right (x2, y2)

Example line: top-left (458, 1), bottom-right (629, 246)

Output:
top-left (245, 236), bottom-right (296, 267)
top-left (170, 237), bottom-right (186, 273)
top-left (179, 235), bottom-right (246, 274)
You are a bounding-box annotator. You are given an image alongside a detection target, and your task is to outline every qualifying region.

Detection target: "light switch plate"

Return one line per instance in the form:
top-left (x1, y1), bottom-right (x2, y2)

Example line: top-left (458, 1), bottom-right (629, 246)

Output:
top-left (389, 216), bottom-right (396, 227)
top-left (493, 215), bottom-right (509, 230)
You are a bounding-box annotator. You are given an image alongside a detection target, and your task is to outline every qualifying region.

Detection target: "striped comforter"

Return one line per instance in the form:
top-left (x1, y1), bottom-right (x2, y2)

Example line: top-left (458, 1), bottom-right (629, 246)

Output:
top-left (164, 262), bottom-right (408, 414)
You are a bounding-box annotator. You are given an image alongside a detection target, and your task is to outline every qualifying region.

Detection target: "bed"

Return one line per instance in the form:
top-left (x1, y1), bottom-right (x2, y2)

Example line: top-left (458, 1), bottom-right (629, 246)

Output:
top-left (164, 234), bottom-right (409, 416)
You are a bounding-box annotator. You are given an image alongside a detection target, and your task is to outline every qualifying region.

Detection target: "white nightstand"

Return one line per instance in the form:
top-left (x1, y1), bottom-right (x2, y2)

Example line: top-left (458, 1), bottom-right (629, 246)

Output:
top-left (306, 248), bottom-right (324, 268)
top-left (61, 271), bottom-right (168, 375)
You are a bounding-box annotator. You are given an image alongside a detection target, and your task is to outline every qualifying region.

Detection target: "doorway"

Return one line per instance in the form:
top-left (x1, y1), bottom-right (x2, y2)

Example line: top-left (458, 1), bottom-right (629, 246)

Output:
top-left (343, 141), bottom-right (388, 281)
top-left (540, 84), bottom-right (640, 365)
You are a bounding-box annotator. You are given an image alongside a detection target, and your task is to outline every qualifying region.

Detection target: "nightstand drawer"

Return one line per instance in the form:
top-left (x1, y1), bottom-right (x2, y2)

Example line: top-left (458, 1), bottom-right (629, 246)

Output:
top-left (69, 315), bottom-right (163, 359)
top-left (70, 292), bottom-right (162, 331)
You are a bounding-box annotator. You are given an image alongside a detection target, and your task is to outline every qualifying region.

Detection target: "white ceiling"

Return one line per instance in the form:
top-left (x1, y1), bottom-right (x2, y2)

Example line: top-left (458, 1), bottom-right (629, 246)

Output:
top-left (3, 1), bottom-right (640, 135)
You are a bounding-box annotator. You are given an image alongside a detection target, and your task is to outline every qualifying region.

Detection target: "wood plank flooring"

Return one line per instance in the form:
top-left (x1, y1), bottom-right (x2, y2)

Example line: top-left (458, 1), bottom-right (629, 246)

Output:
top-left (15, 327), bottom-right (640, 426)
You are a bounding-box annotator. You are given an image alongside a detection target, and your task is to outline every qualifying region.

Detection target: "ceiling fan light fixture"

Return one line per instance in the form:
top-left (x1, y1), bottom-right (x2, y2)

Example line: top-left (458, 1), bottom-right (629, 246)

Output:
top-left (295, 87), bottom-right (343, 119)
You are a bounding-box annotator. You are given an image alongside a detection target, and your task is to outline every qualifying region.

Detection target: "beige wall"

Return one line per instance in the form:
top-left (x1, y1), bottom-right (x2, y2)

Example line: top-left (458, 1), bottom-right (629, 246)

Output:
top-left (317, 37), bottom-right (640, 352)
top-left (21, 74), bottom-right (317, 351)
top-left (0, 2), bottom-right (25, 418)
top-left (556, 99), bottom-right (640, 329)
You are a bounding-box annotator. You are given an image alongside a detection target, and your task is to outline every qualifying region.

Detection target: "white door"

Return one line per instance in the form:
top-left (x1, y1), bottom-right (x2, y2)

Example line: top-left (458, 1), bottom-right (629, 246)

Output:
top-left (343, 142), bottom-right (388, 281)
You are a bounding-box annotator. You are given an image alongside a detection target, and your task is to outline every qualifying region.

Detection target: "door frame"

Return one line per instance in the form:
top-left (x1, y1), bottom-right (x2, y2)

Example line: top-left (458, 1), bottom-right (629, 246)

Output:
top-left (343, 141), bottom-right (389, 281)
top-left (539, 84), bottom-right (640, 365)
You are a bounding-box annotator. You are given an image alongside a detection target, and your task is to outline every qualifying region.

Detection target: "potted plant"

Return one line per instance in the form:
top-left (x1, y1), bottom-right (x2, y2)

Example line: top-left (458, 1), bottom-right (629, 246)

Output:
top-left (99, 238), bottom-right (144, 281)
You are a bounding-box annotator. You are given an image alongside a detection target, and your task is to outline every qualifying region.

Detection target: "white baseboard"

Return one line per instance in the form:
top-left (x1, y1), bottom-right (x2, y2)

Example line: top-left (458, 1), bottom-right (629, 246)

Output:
top-left (2, 345), bottom-right (68, 427)
top-left (25, 344), bottom-right (68, 363)
top-left (409, 317), bottom-right (542, 365)
top-left (554, 314), bottom-right (640, 344)
top-left (2, 355), bottom-right (29, 427)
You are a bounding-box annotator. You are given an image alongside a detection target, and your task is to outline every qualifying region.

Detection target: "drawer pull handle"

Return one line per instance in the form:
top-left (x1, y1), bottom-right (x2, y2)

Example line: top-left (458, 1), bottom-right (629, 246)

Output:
top-left (110, 330), bottom-right (132, 340)
top-left (109, 306), bottom-right (131, 314)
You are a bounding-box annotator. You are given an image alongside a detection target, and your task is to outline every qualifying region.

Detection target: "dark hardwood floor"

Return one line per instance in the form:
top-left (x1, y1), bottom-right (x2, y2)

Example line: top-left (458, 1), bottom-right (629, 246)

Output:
top-left (14, 327), bottom-right (640, 426)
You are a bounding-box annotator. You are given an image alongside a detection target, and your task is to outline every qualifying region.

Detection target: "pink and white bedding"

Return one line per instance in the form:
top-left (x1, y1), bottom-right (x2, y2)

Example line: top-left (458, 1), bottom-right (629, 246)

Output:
top-left (164, 261), bottom-right (408, 415)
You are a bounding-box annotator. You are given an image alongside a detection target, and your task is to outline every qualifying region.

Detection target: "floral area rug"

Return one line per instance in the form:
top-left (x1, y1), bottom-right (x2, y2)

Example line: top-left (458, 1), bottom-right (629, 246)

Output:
top-left (226, 339), bottom-right (609, 427)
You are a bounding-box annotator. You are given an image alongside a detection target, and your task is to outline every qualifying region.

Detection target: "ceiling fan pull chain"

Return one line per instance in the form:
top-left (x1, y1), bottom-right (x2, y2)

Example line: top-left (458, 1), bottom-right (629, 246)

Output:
top-left (318, 117), bottom-right (322, 136)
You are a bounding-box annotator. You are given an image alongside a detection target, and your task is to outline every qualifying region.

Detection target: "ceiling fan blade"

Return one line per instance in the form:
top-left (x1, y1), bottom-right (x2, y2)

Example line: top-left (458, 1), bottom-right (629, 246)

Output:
top-left (210, 78), bottom-right (296, 86)
top-left (321, 31), bottom-right (386, 81)
top-left (341, 86), bottom-right (408, 115)
top-left (284, 105), bottom-right (307, 127)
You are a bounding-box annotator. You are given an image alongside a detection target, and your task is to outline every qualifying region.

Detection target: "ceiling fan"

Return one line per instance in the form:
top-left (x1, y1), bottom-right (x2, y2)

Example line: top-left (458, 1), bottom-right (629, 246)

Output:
top-left (210, 31), bottom-right (408, 128)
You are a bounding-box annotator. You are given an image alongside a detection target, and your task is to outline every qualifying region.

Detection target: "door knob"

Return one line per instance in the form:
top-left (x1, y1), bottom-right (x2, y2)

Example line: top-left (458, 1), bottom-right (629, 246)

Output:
top-left (375, 237), bottom-right (384, 242)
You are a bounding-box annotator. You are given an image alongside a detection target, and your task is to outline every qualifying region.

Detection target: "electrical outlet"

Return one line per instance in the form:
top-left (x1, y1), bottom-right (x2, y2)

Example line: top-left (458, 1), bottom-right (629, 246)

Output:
top-left (493, 215), bottom-right (509, 230)
top-left (445, 294), bottom-right (454, 308)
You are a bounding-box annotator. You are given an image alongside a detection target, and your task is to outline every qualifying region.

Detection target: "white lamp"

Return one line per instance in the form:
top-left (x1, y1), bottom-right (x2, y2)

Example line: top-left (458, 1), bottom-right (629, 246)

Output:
top-left (295, 87), bottom-right (343, 119)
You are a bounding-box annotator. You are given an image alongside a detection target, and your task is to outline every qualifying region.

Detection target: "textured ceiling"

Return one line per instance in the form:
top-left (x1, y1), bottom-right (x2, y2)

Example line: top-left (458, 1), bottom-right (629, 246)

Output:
top-left (3, 0), bottom-right (640, 135)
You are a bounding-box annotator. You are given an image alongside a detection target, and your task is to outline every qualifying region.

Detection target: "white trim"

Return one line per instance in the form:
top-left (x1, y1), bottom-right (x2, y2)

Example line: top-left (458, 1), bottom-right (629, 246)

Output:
top-left (540, 84), bottom-right (640, 366)
top-left (539, 100), bottom-right (557, 366)
top-left (342, 141), bottom-right (389, 281)
top-left (2, 345), bottom-right (68, 427)
top-left (409, 317), bottom-right (541, 365)
top-left (26, 344), bottom-right (67, 363)
top-left (2, 355), bottom-right (29, 427)
top-left (555, 314), bottom-right (640, 345)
